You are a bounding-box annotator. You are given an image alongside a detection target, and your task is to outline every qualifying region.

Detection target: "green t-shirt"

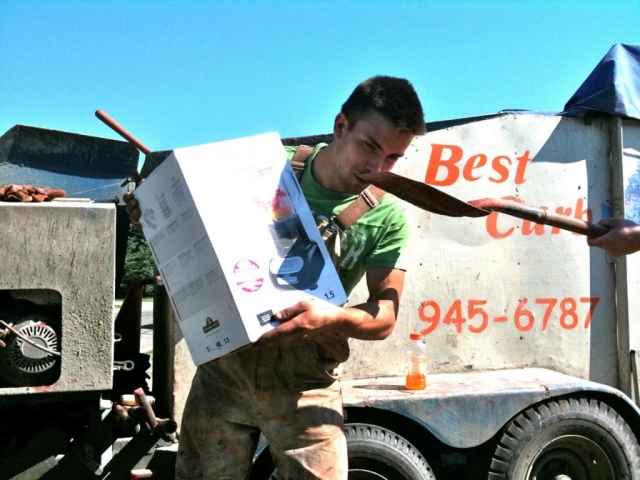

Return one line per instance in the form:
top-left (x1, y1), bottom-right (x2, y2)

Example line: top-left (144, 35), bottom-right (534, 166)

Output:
top-left (285, 144), bottom-right (410, 295)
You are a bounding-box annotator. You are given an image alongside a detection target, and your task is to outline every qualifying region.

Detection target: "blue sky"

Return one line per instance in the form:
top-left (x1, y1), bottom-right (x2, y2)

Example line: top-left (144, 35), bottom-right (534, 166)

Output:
top-left (1, 0), bottom-right (639, 152)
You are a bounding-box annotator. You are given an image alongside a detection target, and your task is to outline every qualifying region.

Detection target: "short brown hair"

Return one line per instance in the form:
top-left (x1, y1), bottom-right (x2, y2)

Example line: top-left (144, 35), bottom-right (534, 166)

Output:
top-left (341, 76), bottom-right (426, 135)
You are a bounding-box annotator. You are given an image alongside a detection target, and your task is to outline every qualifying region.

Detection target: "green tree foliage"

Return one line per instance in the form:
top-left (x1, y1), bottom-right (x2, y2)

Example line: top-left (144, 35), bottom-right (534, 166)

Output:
top-left (118, 225), bottom-right (155, 298)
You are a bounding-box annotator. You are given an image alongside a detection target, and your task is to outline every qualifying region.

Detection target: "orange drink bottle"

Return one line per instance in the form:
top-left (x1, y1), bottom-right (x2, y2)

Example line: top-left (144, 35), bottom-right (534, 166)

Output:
top-left (405, 332), bottom-right (427, 390)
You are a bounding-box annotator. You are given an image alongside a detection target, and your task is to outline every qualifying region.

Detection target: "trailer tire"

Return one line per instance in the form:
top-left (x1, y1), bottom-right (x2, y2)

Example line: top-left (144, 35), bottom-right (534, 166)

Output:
top-left (249, 422), bottom-right (436, 480)
top-left (487, 396), bottom-right (640, 480)
top-left (345, 423), bottom-right (436, 479)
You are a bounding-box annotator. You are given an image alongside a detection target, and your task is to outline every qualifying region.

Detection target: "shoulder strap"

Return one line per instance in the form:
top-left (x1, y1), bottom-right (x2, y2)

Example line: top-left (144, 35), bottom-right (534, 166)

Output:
top-left (334, 186), bottom-right (386, 231)
top-left (290, 144), bottom-right (386, 230)
top-left (291, 145), bottom-right (314, 180)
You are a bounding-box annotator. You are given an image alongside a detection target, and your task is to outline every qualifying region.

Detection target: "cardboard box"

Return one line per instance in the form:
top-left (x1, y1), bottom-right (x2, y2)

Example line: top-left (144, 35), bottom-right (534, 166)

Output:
top-left (134, 132), bottom-right (347, 365)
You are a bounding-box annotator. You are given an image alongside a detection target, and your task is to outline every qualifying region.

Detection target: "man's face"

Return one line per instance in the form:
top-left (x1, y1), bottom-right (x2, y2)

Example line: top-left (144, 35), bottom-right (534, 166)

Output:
top-left (331, 110), bottom-right (414, 194)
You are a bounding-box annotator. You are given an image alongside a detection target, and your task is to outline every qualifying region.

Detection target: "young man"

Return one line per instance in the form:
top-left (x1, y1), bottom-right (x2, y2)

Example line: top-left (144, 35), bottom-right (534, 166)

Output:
top-left (125, 75), bottom-right (426, 479)
top-left (587, 217), bottom-right (640, 256)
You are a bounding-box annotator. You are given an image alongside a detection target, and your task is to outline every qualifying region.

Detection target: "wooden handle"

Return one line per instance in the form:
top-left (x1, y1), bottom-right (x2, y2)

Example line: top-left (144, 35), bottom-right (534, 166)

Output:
top-left (544, 211), bottom-right (609, 238)
top-left (95, 110), bottom-right (152, 155)
top-left (468, 198), bottom-right (609, 238)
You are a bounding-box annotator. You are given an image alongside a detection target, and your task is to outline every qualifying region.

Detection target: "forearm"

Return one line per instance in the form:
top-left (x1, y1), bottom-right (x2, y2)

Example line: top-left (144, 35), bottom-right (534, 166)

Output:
top-left (260, 268), bottom-right (404, 345)
top-left (336, 299), bottom-right (397, 340)
top-left (334, 267), bottom-right (404, 339)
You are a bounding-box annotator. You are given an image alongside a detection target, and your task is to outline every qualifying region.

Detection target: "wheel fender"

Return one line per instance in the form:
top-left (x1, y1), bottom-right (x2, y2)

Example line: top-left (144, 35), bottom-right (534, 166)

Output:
top-left (341, 368), bottom-right (640, 449)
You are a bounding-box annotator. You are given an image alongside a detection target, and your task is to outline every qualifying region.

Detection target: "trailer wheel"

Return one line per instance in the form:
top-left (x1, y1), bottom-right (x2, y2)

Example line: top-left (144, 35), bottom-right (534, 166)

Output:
top-left (487, 397), bottom-right (640, 480)
top-left (249, 422), bottom-right (436, 480)
top-left (345, 423), bottom-right (436, 480)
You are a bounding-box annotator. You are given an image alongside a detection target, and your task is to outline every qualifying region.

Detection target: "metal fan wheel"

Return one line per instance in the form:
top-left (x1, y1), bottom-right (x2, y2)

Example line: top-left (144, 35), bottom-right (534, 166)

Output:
top-left (0, 312), bottom-right (61, 387)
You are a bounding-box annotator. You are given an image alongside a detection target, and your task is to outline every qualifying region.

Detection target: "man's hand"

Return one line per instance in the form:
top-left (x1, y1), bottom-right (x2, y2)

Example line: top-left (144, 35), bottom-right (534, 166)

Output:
top-left (123, 192), bottom-right (142, 223)
top-left (587, 217), bottom-right (640, 256)
top-left (257, 268), bottom-right (404, 346)
top-left (257, 299), bottom-right (344, 345)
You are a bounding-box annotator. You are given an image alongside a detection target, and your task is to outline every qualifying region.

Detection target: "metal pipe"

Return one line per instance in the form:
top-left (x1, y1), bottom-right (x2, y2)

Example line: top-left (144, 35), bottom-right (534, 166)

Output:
top-left (95, 110), bottom-right (152, 156)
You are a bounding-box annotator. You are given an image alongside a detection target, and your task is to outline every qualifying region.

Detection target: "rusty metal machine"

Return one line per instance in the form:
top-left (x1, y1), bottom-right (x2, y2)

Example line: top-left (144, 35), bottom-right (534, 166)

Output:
top-left (0, 201), bottom-right (116, 391)
top-left (0, 125), bottom-right (173, 479)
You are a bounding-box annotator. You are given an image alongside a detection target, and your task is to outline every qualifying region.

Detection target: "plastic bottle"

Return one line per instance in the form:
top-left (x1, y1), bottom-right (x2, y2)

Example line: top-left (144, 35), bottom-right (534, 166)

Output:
top-left (405, 332), bottom-right (427, 390)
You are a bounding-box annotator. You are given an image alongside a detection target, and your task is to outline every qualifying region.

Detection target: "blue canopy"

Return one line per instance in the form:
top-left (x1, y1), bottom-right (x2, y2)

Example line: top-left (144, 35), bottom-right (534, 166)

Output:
top-left (563, 43), bottom-right (640, 120)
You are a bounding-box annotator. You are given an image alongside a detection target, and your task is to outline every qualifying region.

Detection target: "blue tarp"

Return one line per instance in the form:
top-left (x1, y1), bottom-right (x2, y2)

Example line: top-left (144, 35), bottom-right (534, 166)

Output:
top-left (563, 43), bottom-right (640, 120)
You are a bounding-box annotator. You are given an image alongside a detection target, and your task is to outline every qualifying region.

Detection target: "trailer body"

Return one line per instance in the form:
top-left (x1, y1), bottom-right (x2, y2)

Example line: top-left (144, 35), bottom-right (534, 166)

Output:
top-left (257, 43), bottom-right (640, 478)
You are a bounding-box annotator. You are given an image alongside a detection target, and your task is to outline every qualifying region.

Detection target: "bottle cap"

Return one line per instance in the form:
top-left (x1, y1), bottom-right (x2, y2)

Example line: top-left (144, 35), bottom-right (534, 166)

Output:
top-left (409, 332), bottom-right (422, 340)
